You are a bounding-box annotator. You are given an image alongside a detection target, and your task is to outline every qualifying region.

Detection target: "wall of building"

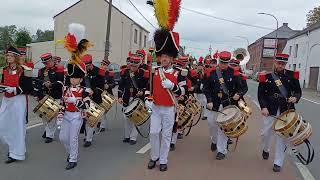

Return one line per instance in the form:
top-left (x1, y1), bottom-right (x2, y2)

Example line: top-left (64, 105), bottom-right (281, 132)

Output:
top-left (26, 41), bottom-right (55, 63)
top-left (53, 0), bottom-right (150, 66)
top-left (284, 28), bottom-right (320, 90)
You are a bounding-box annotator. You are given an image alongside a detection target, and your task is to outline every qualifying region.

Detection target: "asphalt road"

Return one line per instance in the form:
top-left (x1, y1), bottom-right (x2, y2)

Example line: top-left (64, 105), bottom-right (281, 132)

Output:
top-left (246, 80), bottom-right (320, 180)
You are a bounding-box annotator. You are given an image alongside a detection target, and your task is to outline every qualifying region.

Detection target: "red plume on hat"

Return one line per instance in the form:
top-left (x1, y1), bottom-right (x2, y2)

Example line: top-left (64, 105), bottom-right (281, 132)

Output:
top-left (213, 51), bottom-right (219, 59)
top-left (199, 56), bottom-right (204, 63)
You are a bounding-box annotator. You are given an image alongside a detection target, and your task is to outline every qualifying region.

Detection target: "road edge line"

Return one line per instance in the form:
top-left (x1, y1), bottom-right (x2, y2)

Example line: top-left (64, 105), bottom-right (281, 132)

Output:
top-left (136, 143), bottom-right (151, 154)
top-left (295, 162), bottom-right (315, 180)
top-left (27, 123), bottom-right (43, 130)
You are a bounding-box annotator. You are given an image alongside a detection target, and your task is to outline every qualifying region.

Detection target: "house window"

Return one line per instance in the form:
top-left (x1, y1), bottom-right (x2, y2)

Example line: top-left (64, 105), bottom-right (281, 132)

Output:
top-left (294, 44), bottom-right (298, 58)
top-left (134, 29), bottom-right (138, 44)
top-left (144, 35), bottom-right (147, 48)
top-left (298, 63), bottom-right (301, 68)
top-left (289, 46), bottom-right (292, 56)
top-left (293, 64), bottom-right (297, 71)
top-left (139, 31), bottom-right (142, 47)
top-left (289, 64), bottom-right (291, 69)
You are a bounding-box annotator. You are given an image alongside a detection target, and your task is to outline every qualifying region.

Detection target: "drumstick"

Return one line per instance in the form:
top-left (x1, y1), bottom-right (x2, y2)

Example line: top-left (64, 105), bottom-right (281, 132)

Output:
top-left (206, 107), bottom-right (227, 116)
top-left (270, 115), bottom-right (286, 122)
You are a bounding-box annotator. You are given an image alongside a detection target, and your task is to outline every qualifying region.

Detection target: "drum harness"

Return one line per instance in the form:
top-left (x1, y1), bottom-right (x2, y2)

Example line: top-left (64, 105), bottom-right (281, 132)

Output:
top-left (271, 72), bottom-right (314, 165)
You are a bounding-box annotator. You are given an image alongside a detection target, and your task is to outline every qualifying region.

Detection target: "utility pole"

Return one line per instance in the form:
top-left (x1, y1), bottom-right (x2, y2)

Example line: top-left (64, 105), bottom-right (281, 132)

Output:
top-left (209, 44), bottom-right (212, 56)
top-left (104, 0), bottom-right (113, 60)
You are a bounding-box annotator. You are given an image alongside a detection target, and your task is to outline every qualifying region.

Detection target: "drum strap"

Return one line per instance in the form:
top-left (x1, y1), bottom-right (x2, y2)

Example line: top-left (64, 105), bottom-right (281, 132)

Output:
top-left (227, 137), bottom-right (239, 152)
top-left (216, 67), bottom-right (229, 96)
top-left (271, 72), bottom-right (288, 98)
top-left (135, 125), bottom-right (149, 138)
top-left (291, 139), bottom-right (314, 165)
top-left (129, 72), bottom-right (139, 90)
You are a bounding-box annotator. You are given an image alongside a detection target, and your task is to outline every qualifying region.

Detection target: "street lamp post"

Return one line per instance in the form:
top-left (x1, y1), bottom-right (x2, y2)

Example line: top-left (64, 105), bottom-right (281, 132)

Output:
top-left (258, 12), bottom-right (279, 57)
top-left (104, 0), bottom-right (113, 60)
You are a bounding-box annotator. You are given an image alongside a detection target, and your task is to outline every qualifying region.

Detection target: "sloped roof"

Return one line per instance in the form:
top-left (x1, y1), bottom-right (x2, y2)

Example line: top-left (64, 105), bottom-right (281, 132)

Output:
top-left (289, 21), bottom-right (320, 39)
top-left (263, 24), bottom-right (299, 39)
top-left (53, 0), bottom-right (150, 33)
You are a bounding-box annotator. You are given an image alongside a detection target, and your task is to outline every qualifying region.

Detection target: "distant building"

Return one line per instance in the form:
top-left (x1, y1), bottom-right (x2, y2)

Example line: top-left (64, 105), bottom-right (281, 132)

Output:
top-left (27, 0), bottom-right (150, 66)
top-left (283, 21), bottom-right (320, 90)
top-left (247, 23), bottom-right (299, 74)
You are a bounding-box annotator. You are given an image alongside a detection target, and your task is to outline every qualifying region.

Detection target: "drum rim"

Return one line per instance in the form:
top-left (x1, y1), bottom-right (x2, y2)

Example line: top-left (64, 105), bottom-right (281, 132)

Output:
top-left (124, 99), bottom-right (142, 115)
top-left (272, 109), bottom-right (299, 131)
top-left (216, 105), bottom-right (240, 123)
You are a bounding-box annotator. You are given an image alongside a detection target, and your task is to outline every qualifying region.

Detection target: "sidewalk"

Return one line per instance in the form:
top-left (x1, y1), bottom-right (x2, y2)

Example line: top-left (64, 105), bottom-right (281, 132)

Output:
top-left (302, 88), bottom-right (320, 103)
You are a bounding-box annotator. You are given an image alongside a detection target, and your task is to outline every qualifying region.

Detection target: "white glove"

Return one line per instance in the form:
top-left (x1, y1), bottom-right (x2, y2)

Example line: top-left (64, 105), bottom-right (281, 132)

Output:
top-left (56, 113), bottom-right (64, 129)
top-left (5, 87), bottom-right (16, 94)
top-left (104, 84), bottom-right (109, 90)
top-left (65, 97), bottom-right (77, 104)
top-left (145, 100), bottom-right (153, 110)
top-left (161, 79), bottom-right (174, 90)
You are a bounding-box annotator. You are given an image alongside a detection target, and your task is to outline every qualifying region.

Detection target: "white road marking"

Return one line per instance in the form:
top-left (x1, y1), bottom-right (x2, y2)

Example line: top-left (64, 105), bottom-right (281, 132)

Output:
top-left (295, 162), bottom-right (315, 180)
top-left (301, 97), bottom-right (320, 105)
top-left (27, 123), bottom-right (43, 130)
top-left (136, 143), bottom-right (151, 154)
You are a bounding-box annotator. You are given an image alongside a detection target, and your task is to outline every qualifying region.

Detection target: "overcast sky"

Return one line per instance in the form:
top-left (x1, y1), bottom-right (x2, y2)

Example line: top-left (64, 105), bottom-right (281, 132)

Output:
top-left (0, 0), bottom-right (318, 57)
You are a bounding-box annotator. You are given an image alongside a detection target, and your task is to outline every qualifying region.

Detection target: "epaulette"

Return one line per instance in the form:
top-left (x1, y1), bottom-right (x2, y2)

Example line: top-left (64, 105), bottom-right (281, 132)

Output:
top-left (55, 64), bottom-right (65, 73)
top-left (258, 72), bottom-right (270, 83)
top-left (293, 71), bottom-right (299, 80)
top-left (21, 64), bottom-right (33, 77)
top-left (98, 67), bottom-right (106, 76)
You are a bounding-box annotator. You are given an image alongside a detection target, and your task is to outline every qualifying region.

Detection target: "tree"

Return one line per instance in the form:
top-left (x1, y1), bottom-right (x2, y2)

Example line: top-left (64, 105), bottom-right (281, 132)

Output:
top-left (34, 29), bottom-right (54, 42)
top-left (15, 28), bottom-right (32, 47)
top-left (0, 25), bottom-right (17, 50)
top-left (307, 6), bottom-right (320, 27)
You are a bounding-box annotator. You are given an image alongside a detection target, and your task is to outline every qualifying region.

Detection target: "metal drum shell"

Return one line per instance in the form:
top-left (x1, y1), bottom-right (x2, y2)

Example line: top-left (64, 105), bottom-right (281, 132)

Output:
top-left (124, 100), bottom-right (150, 126)
top-left (85, 102), bottom-right (105, 128)
top-left (100, 91), bottom-right (116, 112)
top-left (33, 95), bottom-right (60, 122)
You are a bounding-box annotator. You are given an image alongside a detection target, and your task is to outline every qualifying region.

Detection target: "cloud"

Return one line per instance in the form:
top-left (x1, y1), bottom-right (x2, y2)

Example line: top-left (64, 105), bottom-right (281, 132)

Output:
top-left (1, 0), bottom-right (318, 57)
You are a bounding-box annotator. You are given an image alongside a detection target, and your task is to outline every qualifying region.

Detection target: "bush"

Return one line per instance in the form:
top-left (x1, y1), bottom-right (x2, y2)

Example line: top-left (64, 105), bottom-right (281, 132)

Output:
top-left (0, 55), bottom-right (6, 67)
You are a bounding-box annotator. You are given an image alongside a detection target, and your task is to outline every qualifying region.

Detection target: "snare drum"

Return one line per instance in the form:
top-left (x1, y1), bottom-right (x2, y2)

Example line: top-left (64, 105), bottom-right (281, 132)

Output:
top-left (177, 104), bottom-right (193, 128)
top-left (100, 91), bottom-right (116, 112)
top-left (216, 105), bottom-right (248, 138)
top-left (186, 95), bottom-right (202, 123)
top-left (124, 99), bottom-right (150, 126)
top-left (85, 101), bottom-right (105, 127)
top-left (272, 110), bottom-right (312, 146)
top-left (33, 95), bottom-right (60, 122)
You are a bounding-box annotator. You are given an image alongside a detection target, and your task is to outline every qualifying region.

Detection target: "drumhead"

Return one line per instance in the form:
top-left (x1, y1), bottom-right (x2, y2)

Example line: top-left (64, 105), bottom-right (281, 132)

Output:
top-left (216, 106), bottom-right (238, 123)
top-left (124, 100), bottom-right (140, 113)
top-left (274, 111), bottom-right (296, 130)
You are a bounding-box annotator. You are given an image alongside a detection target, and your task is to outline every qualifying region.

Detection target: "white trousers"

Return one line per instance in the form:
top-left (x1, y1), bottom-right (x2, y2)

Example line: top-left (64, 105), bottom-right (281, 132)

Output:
top-left (171, 132), bottom-right (178, 144)
top-left (261, 113), bottom-right (286, 167)
top-left (150, 105), bottom-right (175, 164)
top-left (207, 111), bottom-right (218, 144)
top-left (0, 95), bottom-right (27, 160)
top-left (85, 124), bottom-right (95, 142)
top-left (59, 112), bottom-right (83, 163)
top-left (45, 118), bottom-right (57, 139)
top-left (100, 113), bottom-right (108, 129)
top-left (123, 114), bottom-right (138, 141)
top-left (194, 93), bottom-right (208, 118)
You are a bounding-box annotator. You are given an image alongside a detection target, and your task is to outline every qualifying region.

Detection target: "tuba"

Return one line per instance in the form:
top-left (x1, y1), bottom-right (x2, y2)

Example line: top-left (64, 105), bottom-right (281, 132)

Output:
top-left (233, 48), bottom-right (250, 66)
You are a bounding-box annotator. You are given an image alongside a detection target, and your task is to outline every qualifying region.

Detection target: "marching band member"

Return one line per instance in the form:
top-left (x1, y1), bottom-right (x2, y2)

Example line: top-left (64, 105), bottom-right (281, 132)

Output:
top-left (203, 51), bottom-right (244, 160)
top-left (81, 54), bottom-right (105, 147)
top-left (53, 56), bottom-right (62, 65)
top-left (0, 46), bottom-right (33, 163)
top-left (58, 62), bottom-right (90, 170)
top-left (36, 53), bottom-right (64, 143)
top-left (229, 58), bottom-right (248, 100)
top-left (118, 54), bottom-right (149, 145)
top-left (99, 58), bottom-right (115, 132)
top-left (258, 53), bottom-right (301, 172)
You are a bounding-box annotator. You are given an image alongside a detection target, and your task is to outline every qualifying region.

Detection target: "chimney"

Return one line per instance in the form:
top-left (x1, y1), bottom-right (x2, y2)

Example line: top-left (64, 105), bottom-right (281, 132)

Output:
top-left (283, 23), bottom-right (288, 27)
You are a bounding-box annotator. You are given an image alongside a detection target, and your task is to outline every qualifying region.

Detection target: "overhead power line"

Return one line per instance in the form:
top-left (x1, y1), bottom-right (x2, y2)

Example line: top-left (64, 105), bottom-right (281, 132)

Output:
top-left (127, 0), bottom-right (157, 29)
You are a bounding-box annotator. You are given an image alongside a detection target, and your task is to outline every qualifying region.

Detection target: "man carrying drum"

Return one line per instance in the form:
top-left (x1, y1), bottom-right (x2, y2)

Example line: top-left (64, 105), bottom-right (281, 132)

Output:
top-left (203, 51), bottom-right (244, 160)
top-left (118, 54), bottom-right (149, 145)
top-left (35, 53), bottom-right (64, 144)
top-left (258, 53), bottom-right (301, 172)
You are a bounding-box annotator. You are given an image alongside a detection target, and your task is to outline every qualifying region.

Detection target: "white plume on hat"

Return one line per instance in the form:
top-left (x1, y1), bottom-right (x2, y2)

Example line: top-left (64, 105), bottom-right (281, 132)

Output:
top-left (68, 23), bottom-right (86, 44)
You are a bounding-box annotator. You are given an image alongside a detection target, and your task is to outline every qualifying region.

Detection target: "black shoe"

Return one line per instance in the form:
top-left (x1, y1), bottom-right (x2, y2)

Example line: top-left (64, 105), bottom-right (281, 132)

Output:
top-left (100, 128), bottom-right (106, 132)
top-left (147, 159), bottom-right (158, 169)
top-left (227, 139), bottom-right (233, 145)
top-left (129, 140), bottom-right (137, 145)
top-left (262, 151), bottom-right (269, 160)
top-left (273, 164), bottom-right (281, 172)
top-left (201, 117), bottom-right (207, 120)
top-left (45, 137), bottom-right (53, 144)
top-left (42, 131), bottom-right (46, 139)
top-left (83, 141), bottom-right (92, 147)
top-left (66, 162), bottom-right (77, 170)
top-left (159, 164), bottom-right (167, 172)
top-left (66, 155), bottom-right (70, 162)
top-left (123, 138), bottom-right (130, 143)
top-left (216, 152), bottom-right (225, 160)
top-left (210, 143), bottom-right (217, 152)
top-left (177, 133), bottom-right (183, 139)
top-left (170, 144), bottom-right (176, 151)
top-left (5, 157), bottom-right (17, 164)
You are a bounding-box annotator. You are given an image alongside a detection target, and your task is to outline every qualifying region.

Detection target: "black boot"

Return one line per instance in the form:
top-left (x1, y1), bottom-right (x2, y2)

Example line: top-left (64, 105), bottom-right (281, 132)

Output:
top-left (83, 141), bottom-right (92, 147)
top-left (262, 150), bottom-right (269, 160)
top-left (201, 116), bottom-right (207, 120)
top-left (159, 164), bottom-right (168, 172)
top-left (273, 164), bottom-right (281, 172)
top-left (66, 162), bottom-right (77, 170)
top-left (45, 137), bottom-right (53, 144)
top-left (216, 152), bottom-right (225, 160)
top-left (170, 144), bottom-right (176, 151)
top-left (123, 138), bottom-right (130, 143)
top-left (5, 157), bottom-right (17, 164)
top-left (227, 139), bottom-right (233, 145)
top-left (100, 128), bottom-right (106, 132)
top-left (210, 142), bottom-right (217, 152)
top-left (129, 140), bottom-right (137, 145)
top-left (147, 159), bottom-right (158, 169)
top-left (66, 155), bottom-right (70, 162)
top-left (42, 131), bottom-right (46, 139)
top-left (177, 133), bottom-right (183, 139)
